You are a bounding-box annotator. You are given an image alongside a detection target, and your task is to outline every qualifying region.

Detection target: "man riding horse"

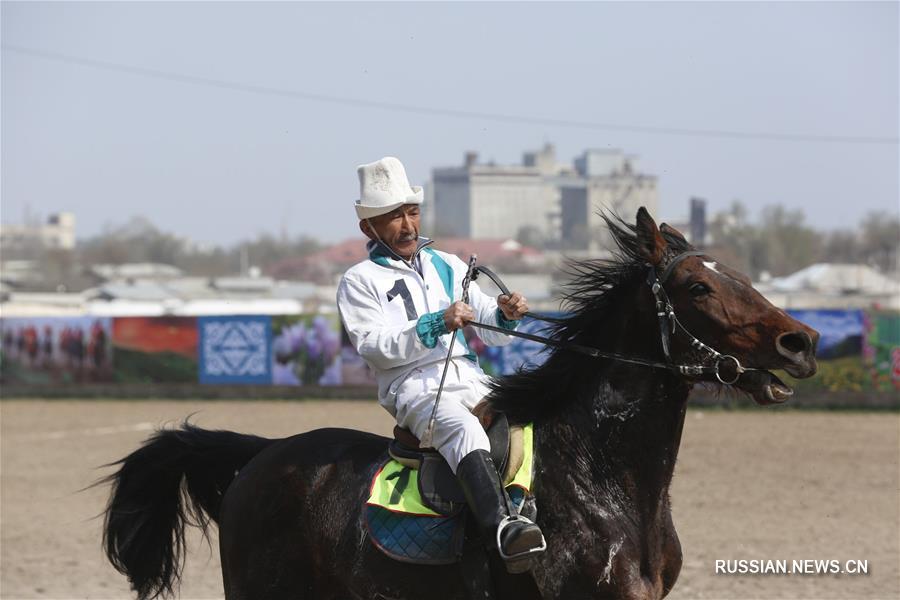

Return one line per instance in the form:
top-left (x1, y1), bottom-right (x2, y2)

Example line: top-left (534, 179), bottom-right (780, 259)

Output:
top-left (336, 156), bottom-right (546, 572)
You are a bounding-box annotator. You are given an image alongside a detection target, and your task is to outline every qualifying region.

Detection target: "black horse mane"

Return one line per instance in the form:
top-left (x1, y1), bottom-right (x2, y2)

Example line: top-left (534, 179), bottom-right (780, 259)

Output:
top-left (486, 214), bottom-right (692, 425)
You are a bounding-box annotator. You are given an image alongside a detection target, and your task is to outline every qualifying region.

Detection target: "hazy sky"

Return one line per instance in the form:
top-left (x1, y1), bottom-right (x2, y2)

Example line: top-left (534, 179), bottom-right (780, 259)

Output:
top-left (2, 1), bottom-right (897, 246)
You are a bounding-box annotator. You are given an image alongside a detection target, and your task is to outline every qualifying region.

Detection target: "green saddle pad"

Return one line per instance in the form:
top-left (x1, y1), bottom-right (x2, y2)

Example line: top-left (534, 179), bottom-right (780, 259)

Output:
top-left (367, 423), bottom-right (534, 516)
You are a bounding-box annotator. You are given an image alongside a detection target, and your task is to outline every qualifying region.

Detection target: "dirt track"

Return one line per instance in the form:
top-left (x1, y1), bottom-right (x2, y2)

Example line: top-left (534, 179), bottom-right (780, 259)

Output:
top-left (1, 400), bottom-right (897, 600)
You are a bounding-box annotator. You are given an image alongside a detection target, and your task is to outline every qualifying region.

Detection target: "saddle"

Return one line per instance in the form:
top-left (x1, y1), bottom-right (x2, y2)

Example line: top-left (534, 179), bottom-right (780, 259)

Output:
top-left (388, 410), bottom-right (525, 516)
top-left (364, 408), bottom-right (539, 600)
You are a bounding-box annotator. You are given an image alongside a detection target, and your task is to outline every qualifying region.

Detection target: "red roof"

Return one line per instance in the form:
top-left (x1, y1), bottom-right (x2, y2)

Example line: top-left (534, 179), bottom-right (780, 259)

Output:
top-left (433, 238), bottom-right (541, 264)
top-left (267, 237), bottom-right (541, 280)
top-left (312, 239), bottom-right (370, 264)
top-left (311, 237), bottom-right (540, 265)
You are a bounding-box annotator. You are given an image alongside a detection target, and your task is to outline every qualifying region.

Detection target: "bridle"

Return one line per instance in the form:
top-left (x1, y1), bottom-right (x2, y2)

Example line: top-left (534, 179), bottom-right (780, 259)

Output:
top-left (467, 252), bottom-right (759, 385)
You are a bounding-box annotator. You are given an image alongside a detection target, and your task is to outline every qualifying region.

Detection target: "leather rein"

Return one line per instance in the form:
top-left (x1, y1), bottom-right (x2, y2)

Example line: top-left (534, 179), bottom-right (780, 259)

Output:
top-left (467, 252), bottom-right (757, 385)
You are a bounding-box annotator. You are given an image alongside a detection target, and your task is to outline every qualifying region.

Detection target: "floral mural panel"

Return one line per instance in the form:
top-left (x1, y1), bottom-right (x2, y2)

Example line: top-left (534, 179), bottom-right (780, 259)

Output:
top-left (468, 317), bottom-right (557, 376)
top-left (863, 310), bottom-right (900, 391)
top-left (339, 325), bottom-right (377, 385)
top-left (271, 314), bottom-right (342, 386)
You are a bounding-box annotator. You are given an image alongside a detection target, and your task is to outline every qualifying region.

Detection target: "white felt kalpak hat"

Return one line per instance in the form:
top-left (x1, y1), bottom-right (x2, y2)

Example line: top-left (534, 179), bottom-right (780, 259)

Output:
top-left (354, 156), bottom-right (424, 219)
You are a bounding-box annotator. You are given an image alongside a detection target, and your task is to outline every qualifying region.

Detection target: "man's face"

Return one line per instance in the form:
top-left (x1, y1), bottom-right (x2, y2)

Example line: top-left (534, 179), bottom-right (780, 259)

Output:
top-left (361, 204), bottom-right (421, 259)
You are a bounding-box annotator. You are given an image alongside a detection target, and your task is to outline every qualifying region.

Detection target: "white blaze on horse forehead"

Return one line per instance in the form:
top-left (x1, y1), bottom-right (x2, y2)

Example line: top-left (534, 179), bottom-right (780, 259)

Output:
top-left (701, 259), bottom-right (751, 288)
top-left (702, 261), bottom-right (721, 274)
top-left (703, 260), bottom-right (753, 288)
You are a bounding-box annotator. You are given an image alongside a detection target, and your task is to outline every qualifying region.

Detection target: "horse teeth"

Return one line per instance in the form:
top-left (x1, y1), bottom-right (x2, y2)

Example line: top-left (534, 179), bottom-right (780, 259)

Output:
top-left (766, 384), bottom-right (793, 402)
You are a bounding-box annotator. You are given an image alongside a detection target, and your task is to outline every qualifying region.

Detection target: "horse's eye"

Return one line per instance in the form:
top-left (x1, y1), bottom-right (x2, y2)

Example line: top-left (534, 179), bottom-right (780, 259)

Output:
top-left (689, 282), bottom-right (710, 297)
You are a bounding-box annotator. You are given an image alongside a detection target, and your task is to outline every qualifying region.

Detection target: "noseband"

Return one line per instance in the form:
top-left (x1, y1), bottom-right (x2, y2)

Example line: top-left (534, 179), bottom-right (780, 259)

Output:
top-left (469, 253), bottom-right (757, 385)
top-left (646, 250), bottom-right (747, 385)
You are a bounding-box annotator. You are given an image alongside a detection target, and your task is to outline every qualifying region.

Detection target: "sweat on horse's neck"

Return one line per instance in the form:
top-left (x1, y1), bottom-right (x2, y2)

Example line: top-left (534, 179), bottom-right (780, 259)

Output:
top-left (544, 366), bottom-right (689, 491)
top-left (532, 358), bottom-right (690, 599)
top-left (539, 284), bottom-right (691, 494)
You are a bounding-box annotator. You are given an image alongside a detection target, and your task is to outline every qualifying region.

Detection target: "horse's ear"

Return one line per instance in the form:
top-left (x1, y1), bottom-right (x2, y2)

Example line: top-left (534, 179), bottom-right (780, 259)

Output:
top-left (660, 222), bottom-right (689, 245)
top-left (635, 207), bottom-right (666, 265)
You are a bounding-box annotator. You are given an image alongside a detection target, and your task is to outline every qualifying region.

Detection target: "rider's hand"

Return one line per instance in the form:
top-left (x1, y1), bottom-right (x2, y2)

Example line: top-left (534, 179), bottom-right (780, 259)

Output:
top-left (443, 301), bottom-right (475, 332)
top-left (498, 292), bottom-right (529, 321)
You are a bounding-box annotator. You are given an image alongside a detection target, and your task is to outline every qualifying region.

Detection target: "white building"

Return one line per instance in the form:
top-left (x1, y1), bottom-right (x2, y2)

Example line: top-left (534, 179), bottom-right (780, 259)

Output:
top-left (431, 145), bottom-right (658, 253)
top-left (756, 263), bottom-right (900, 310)
top-left (432, 145), bottom-right (564, 242)
top-left (557, 150), bottom-right (658, 253)
top-left (0, 274), bottom-right (335, 318)
top-left (0, 212), bottom-right (76, 251)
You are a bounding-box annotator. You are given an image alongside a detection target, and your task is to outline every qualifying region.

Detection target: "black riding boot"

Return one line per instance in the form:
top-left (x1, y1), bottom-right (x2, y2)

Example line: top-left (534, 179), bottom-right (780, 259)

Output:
top-left (456, 449), bottom-right (545, 573)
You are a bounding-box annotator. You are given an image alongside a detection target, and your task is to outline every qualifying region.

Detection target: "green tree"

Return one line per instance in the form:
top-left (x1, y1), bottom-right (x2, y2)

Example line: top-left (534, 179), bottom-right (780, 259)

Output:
top-left (79, 217), bottom-right (187, 266)
top-left (516, 225), bottom-right (545, 249)
top-left (755, 206), bottom-right (822, 277)
top-left (708, 201), bottom-right (755, 275)
top-left (859, 211), bottom-right (900, 273)
top-left (823, 230), bottom-right (861, 264)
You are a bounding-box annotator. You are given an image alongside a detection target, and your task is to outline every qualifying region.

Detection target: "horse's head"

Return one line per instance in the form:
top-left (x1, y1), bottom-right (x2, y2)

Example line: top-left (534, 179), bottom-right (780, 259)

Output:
top-left (634, 207), bottom-right (819, 404)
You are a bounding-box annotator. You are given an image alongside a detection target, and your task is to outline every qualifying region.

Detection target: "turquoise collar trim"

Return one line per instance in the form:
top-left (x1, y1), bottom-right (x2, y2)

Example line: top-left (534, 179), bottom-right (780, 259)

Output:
top-left (423, 247), bottom-right (478, 364)
top-left (423, 247), bottom-right (453, 299)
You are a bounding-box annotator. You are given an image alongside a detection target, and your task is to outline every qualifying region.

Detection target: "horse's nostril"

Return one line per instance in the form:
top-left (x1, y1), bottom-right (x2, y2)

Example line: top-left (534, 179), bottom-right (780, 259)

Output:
top-left (777, 332), bottom-right (811, 355)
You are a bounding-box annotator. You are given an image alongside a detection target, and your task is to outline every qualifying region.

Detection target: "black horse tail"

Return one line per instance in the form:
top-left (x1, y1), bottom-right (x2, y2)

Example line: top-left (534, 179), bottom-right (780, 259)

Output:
top-left (101, 422), bottom-right (274, 600)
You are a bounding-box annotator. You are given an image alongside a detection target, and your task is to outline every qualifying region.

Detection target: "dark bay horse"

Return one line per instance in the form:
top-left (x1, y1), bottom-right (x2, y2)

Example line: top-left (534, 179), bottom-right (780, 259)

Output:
top-left (102, 208), bottom-right (818, 599)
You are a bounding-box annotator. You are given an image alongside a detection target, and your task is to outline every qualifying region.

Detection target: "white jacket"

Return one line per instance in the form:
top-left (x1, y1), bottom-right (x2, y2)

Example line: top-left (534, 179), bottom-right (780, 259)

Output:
top-left (336, 238), bottom-right (518, 407)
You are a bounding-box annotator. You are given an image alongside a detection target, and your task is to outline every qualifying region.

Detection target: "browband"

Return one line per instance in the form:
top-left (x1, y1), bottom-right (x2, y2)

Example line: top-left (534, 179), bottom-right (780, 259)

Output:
top-left (659, 251), bottom-right (707, 284)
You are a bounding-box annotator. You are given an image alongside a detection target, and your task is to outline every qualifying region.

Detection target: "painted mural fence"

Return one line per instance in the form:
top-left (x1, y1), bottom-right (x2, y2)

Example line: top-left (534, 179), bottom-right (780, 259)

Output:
top-left (0, 316), bottom-right (113, 384)
top-left (271, 315), bottom-right (339, 386)
top-left (200, 316), bottom-right (272, 384)
top-left (781, 309), bottom-right (899, 392)
top-left (1, 310), bottom-right (897, 392)
top-left (112, 317), bottom-right (198, 384)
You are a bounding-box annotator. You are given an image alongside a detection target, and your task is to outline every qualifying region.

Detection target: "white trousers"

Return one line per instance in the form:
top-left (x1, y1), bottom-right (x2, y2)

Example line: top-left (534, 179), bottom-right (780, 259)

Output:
top-left (387, 358), bottom-right (491, 473)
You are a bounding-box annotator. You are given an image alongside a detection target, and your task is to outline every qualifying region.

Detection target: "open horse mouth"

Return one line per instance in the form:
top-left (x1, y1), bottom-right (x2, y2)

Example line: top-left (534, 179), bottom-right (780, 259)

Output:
top-left (735, 369), bottom-right (795, 405)
top-left (731, 331), bottom-right (818, 405)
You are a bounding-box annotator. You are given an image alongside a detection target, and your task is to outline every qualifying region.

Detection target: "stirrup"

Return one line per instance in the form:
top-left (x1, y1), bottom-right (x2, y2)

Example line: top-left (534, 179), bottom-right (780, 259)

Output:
top-left (495, 514), bottom-right (547, 566)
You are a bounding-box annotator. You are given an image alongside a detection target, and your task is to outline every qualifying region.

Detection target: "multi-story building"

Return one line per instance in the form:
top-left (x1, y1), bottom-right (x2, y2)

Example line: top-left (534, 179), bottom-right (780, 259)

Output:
top-left (558, 150), bottom-right (658, 253)
top-left (0, 212), bottom-right (76, 251)
top-left (431, 145), bottom-right (657, 253)
top-left (431, 145), bottom-right (564, 242)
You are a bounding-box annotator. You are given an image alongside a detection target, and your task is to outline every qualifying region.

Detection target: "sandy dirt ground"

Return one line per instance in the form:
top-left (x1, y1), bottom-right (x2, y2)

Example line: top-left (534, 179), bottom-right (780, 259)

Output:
top-left (1, 400), bottom-right (897, 600)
